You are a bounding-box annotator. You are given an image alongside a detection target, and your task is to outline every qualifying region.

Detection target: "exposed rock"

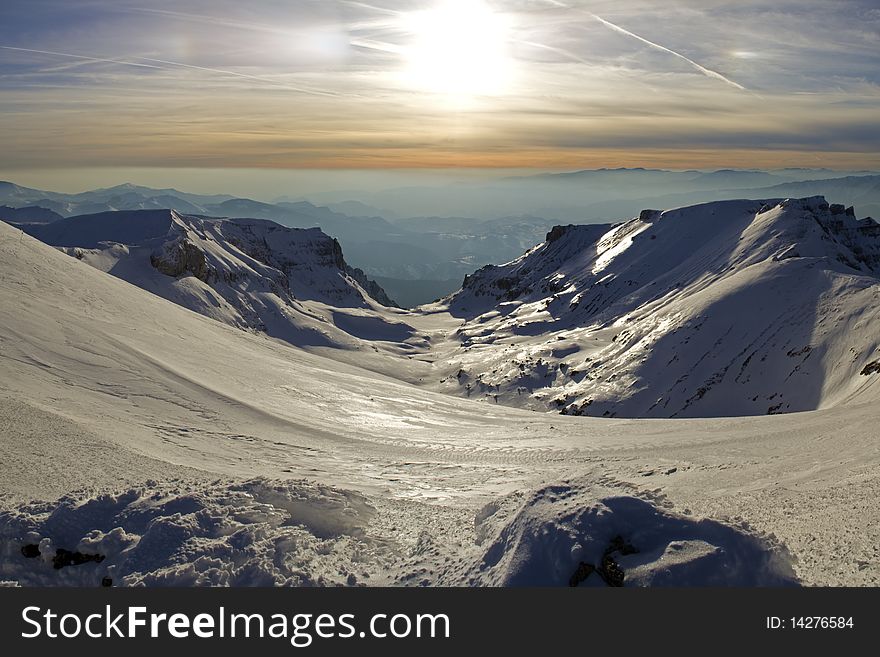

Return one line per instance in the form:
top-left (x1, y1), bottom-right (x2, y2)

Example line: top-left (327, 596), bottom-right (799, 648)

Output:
top-left (20, 544), bottom-right (40, 559)
top-left (346, 265), bottom-right (399, 307)
top-left (568, 561), bottom-right (595, 586)
top-left (546, 225), bottom-right (574, 243)
top-left (143, 213), bottom-right (395, 311)
top-left (568, 534), bottom-right (639, 587)
top-left (860, 360), bottom-right (880, 376)
top-left (151, 236), bottom-right (213, 282)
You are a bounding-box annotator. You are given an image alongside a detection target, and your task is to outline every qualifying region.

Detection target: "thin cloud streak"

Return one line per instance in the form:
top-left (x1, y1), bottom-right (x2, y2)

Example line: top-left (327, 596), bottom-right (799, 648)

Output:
top-left (540, 0), bottom-right (745, 90)
top-left (0, 46), bottom-right (163, 70)
top-left (0, 46), bottom-right (346, 98)
top-left (127, 7), bottom-right (289, 35)
top-left (519, 40), bottom-right (590, 66)
top-left (339, 1), bottom-right (402, 17)
top-left (1, 0), bottom-right (878, 170)
top-left (134, 57), bottom-right (345, 98)
top-left (588, 13), bottom-right (746, 91)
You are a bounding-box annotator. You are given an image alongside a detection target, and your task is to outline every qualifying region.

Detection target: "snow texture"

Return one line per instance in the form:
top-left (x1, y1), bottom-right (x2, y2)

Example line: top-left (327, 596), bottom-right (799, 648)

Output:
top-left (441, 198), bottom-right (880, 417)
top-left (22, 209), bottom-right (409, 351)
top-left (2, 197), bottom-right (880, 587)
top-left (0, 478), bottom-right (794, 588)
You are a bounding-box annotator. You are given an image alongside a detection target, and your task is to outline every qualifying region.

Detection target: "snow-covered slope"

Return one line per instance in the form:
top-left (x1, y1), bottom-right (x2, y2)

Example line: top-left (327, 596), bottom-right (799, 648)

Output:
top-left (441, 197), bottom-right (880, 417)
top-left (1, 220), bottom-right (879, 586)
top-left (21, 210), bottom-right (411, 352)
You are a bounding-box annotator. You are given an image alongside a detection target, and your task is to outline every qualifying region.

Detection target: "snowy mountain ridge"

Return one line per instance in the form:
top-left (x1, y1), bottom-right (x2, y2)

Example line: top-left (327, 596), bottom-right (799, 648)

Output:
top-left (438, 197), bottom-right (880, 418)
top-left (2, 205), bottom-right (880, 587)
top-left (21, 209), bottom-right (411, 353)
top-left (12, 196), bottom-right (880, 420)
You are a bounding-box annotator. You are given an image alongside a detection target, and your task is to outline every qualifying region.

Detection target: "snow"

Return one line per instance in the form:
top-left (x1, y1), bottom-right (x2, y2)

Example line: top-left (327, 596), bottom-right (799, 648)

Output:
top-left (466, 481), bottom-right (797, 586)
top-left (2, 198), bottom-right (880, 587)
top-left (0, 478), bottom-right (795, 588)
top-left (438, 197), bottom-right (880, 417)
top-left (22, 209), bottom-right (412, 353)
top-left (0, 479), bottom-right (379, 587)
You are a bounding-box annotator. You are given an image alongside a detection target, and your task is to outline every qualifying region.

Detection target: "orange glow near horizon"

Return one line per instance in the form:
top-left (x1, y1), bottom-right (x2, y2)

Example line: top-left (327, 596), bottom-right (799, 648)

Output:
top-left (0, 2), bottom-right (878, 174)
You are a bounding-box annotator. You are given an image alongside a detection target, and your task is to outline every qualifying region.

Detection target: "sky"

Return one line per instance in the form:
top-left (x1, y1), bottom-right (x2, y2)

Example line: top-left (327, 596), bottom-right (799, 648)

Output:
top-left (1, 0), bottom-right (879, 187)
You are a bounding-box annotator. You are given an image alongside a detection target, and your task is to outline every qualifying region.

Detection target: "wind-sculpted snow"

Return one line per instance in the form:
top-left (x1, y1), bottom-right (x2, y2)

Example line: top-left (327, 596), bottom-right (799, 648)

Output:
top-left (442, 197), bottom-right (880, 417)
top-left (468, 482), bottom-right (797, 587)
top-left (0, 479), bottom-right (796, 587)
top-left (0, 479), bottom-right (379, 587)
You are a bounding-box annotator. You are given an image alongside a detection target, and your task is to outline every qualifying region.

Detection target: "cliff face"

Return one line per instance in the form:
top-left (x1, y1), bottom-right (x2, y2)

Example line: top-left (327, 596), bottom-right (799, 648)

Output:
top-left (25, 209), bottom-right (403, 351)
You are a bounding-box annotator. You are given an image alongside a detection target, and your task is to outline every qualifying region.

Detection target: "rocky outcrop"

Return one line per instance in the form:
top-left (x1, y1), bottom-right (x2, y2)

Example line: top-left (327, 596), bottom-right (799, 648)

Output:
top-left (150, 236), bottom-right (213, 282)
top-left (142, 214), bottom-right (396, 309)
top-left (795, 197), bottom-right (880, 272)
top-left (861, 360), bottom-right (880, 376)
top-left (346, 265), bottom-right (399, 307)
top-left (546, 225), bottom-right (574, 243)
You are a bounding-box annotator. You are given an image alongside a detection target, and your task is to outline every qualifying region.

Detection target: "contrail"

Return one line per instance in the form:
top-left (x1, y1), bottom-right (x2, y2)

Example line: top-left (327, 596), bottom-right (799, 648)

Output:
top-left (540, 0), bottom-right (746, 91)
top-left (134, 57), bottom-right (343, 97)
top-left (0, 45), bottom-right (163, 70)
top-left (130, 6), bottom-right (398, 41)
top-left (0, 45), bottom-right (343, 98)
top-left (520, 40), bottom-right (590, 66)
top-left (588, 13), bottom-right (745, 90)
top-left (349, 39), bottom-right (405, 55)
top-left (128, 7), bottom-right (288, 35)
top-left (339, 1), bottom-right (402, 16)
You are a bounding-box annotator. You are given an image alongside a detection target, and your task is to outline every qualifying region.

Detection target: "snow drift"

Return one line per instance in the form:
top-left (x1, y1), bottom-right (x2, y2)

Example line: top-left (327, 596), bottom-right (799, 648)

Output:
top-left (0, 479), bottom-right (379, 587)
top-left (0, 478), bottom-right (795, 587)
top-left (468, 482), bottom-right (797, 586)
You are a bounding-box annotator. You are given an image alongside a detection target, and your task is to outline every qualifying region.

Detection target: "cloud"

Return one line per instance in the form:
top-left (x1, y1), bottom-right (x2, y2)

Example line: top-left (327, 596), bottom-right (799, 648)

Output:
top-left (586, 13), bottom-right (746, 90)
top-left (0, 0), bottom-right (878, 170)
top-left (0, 45), bottom-right (162, 70)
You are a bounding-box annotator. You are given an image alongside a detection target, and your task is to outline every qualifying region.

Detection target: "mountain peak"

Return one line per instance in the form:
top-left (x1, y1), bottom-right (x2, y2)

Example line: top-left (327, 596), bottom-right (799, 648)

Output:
top-left (19, 210), bottom-right (400, 352)
top-left (442, 197), bottom-right (880, 418)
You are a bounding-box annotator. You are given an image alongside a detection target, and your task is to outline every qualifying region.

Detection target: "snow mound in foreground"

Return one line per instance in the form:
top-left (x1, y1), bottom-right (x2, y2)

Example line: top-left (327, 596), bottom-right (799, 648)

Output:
top-left (0, 479), bottom-right (798, 587)
top-left (0, 479), bottom-right (378, 587)
top-left (470, 482), bottom-right (799, 586)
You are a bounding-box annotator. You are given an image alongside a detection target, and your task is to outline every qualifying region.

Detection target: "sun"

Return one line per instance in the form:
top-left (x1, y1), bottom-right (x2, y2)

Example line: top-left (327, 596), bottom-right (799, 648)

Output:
top-left (401, 0), bottom-right (514, 98)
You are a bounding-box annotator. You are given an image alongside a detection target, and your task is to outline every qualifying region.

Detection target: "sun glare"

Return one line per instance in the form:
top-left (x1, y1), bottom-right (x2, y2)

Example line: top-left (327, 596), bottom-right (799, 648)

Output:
top-left (402, 0), bottom-right (514, 99)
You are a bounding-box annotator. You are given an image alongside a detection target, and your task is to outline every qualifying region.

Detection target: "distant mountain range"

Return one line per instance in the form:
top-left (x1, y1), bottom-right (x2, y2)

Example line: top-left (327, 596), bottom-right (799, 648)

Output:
top-left (0, 205), bottom-right (63, 224)
top-left (0, 180), bottom-right (562, 306)
top-left (10, 188), bottom-right (880, 419)
top-left (298, 168), bottom-right (880, 221)
top-left (2, 168), bottom-right (878, 307)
